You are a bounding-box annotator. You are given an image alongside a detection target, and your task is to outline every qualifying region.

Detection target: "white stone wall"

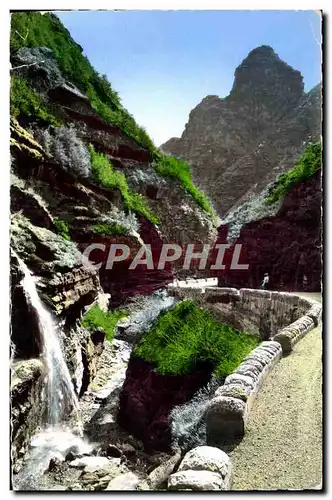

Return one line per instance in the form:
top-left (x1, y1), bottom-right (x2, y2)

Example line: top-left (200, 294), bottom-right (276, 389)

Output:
top-left (168, 286), bottom-right (320, 339)
top-left (205, 341), bottom-right (282, 444)
top-left (168, 446), bottom-right (232, 491)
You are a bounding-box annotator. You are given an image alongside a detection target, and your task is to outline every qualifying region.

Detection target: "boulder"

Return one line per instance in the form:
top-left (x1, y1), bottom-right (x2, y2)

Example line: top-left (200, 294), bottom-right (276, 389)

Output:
top-left (106, 472), bottom-right (141, 490)
top-left (224, 373), bottom-right (255, 390)
top-left (168, 470), bottom-right (225, 491)
top-left (47, 456), bottom-right (63, 472)
top-left (205, 396), bottom-right (247, 444)
top-left (105, 444), bottom-right (122, 458)
top-left (178, 446), bottom-right (230, 478)
top-left (215, 383), bottom-right (251, 402)
top-left (69, 456), bottom-right (115, 471)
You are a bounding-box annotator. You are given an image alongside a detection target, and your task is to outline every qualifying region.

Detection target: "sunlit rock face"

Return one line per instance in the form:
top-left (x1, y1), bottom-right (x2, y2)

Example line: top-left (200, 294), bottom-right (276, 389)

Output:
top-left (161, 45), bottom-right (321, 217)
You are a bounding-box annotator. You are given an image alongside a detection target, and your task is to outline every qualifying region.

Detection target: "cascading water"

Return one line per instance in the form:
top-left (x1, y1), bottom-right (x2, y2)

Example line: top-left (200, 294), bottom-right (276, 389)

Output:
top-left (11, 252), bottom-right (92, 490)
top-left (13, 251), bottom-right (79, 425)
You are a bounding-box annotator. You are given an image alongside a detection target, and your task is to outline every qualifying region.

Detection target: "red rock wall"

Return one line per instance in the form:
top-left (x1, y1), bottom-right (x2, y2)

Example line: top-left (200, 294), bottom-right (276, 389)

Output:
top-left (216, 171), bottom-right (322, 291)
top-left (118, 356), bottom-right (213, 452)
top-left (78, 218), bottom-right (174, 307)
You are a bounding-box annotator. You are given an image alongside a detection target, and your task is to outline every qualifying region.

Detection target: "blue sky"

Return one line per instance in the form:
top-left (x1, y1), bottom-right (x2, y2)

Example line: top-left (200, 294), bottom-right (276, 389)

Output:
top-left (57, 10), bottom-right (322, 146)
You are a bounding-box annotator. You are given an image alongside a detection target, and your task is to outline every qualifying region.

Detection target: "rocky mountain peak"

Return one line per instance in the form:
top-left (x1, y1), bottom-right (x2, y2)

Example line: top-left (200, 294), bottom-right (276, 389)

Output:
top-left (161, 46), bottom-right (320, 217)
top-left (229, 45), bottom-right (304, 109)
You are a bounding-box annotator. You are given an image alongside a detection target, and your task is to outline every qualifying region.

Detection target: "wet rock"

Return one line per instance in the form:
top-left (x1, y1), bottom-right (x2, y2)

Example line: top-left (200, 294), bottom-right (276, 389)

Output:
top-left (91, 327), bottom-right (106, 347)
top-left (69, 456), bottom-right (112, 470)
top-left (106, 472), bottom-right (141, 490)
top-left (96, 444), bottom-right (122, 458)
top-left (121, 443), bottom-right (136, 454)
top-left (11, 359), bottom-right (44, 469)
top-left (65, 450), bottom-right (79, 462)
top-left (106, 445), bottom-right (122, 458)
top-left (48, 457), bottom-right (63, 472)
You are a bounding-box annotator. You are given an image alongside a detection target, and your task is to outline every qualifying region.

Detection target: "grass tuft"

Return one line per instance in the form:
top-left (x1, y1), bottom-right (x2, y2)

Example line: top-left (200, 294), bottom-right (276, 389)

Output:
top-left (135, 300), bottom-right (259, 377)
top-left (91, 222), bottom-right (130, 236)
top-left (10, 75), bottom-right (60, 126)
top-left (81, 305), bottom-right (126, 342)
top-left (265, 142), bottom-right (322, 205)
top-left (54, 217), bottom-right (70, 240)
top-left (89, 145), bottom-right (159, 224)
top-left (153, 153), bottom-right (215, 216)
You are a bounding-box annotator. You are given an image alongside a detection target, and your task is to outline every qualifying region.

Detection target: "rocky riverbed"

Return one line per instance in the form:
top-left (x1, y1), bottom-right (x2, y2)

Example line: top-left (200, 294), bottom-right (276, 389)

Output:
top-left (11, 292), bottom-right (183, 491)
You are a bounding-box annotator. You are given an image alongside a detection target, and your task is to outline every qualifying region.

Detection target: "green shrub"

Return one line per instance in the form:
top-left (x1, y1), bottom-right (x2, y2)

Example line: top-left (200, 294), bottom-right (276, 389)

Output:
top-left (135, 300), bottom-right (259, 377)
top-left (265, 142), bottom-right (322, 205)
top-left (154, 154), bottom-right (214, 215)
top-left (91, 223), bottom-right (130, 236)
top-left (10, 75), bottom-right (60, 125)
top-left (81, 305), bottom-right (126, 342)
top-left (54, 217), bottom-right (70, 240)
top-left (89, 145), bottom-right (159, 224)
top-left (10, 12), bottom-right (154, 149)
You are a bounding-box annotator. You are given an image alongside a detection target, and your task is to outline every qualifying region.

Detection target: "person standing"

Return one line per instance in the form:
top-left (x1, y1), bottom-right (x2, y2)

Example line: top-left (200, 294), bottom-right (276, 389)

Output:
top-left (261, 273), bottom-right (269, 290)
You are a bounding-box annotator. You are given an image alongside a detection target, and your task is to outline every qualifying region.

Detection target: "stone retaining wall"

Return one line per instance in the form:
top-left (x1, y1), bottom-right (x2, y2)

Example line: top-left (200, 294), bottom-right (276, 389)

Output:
top-left (168, 446), bottom-right (232, 491)
top-left (205, 341), bottom-right (282, 444)
top-left (168, 286), bottom-right (320, 340)
top-left (167, 286), bottom-right (322, 445)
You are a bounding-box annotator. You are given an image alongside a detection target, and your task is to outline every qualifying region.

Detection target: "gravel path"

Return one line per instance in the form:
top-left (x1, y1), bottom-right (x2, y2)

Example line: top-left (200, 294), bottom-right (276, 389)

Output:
top-left (230, 293), bottom-right (322, 491)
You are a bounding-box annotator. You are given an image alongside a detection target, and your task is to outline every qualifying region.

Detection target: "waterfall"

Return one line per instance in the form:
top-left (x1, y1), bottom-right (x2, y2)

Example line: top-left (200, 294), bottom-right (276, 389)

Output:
top-left (11, 251), bottom-right (92, 490)
top-left (13, 251), bottom-right (79, 425)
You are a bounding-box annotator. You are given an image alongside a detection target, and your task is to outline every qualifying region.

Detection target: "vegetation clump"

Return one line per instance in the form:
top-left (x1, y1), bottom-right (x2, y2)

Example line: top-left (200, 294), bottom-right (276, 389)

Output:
top-left (265, 142), bottom-right (322, 205)
top-left (91, 222), bottom-right (130, 236)
top-left (89, 145), bottom-right (159, 224)
top-left (154, 153), bottom-right (215, 215)
top-left (10, 74), bottom-right (60, 126)
top-left (53, 217), bottom-right (70, 240)
top-left (81, 305), bottom-right (126, 342)
top-left (135, 300), bottom-right (259, 377)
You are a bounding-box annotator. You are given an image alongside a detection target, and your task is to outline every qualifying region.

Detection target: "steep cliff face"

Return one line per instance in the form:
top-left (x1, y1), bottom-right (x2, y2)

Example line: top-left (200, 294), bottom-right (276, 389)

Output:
top-left (214, 170), bottom-right (322, 292)
top-left (10, 13), bottom-right (217, 310)
top-left (9, 12), bottom-right (217, 465)
top-left (161, 45), bottom-right (321, 217)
